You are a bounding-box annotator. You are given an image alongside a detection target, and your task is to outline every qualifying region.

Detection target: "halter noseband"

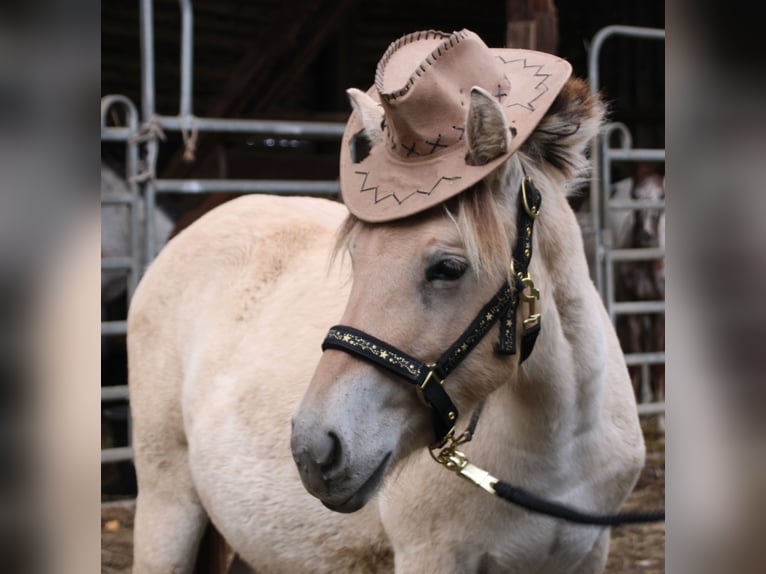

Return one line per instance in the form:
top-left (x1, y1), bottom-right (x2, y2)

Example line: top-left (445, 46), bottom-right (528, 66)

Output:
top-left (322, 177), bottom-right (543, 446)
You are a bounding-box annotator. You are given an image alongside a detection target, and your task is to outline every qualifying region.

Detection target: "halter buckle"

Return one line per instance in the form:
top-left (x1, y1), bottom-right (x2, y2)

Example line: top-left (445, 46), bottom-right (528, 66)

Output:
top-left (519, 274), bottom-right (541, 328)
top-left (429, 437), bottom-right (498, 494)
top-left (521, 176), bottom-right (540, 220)
top-left (416, 363), bottom-right (445, 408)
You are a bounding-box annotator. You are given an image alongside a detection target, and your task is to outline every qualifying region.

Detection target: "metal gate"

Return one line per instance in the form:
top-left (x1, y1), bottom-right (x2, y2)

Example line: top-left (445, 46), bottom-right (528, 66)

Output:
top-left (100, 0), bottom-right (345, 467)
top-left (588, 26), bottom-right (666, 416)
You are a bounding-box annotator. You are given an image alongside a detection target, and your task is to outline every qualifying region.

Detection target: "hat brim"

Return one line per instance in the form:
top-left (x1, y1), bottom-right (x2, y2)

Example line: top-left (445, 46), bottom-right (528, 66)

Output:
top-left (339, 48), bottom-right (572, 223)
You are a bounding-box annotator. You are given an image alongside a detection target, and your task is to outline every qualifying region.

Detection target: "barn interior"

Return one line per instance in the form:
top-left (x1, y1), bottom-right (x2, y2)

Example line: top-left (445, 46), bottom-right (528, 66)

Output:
top-left (101, 0), bottom-right (664, 499)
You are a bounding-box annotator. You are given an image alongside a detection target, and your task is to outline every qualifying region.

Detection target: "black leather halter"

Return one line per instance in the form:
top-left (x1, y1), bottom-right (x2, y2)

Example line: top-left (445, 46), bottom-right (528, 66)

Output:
top-left (322, 177), bottom-right (543, 446)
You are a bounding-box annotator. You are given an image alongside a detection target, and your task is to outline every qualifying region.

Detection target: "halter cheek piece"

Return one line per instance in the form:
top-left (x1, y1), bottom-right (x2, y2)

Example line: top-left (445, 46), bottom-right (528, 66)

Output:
top-left (322, 177), bottom-right (543, 447)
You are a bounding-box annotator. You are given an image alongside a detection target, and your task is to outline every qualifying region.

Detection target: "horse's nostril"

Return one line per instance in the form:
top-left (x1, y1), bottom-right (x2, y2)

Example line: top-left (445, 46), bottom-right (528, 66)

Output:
top-left (318, 431), bottom-right (342, 476)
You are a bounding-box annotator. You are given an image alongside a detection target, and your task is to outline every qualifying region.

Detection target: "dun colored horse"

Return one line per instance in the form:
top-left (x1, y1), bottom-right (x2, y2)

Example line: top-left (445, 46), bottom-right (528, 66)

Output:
top-left (128, 73), bottom-right (644, 574)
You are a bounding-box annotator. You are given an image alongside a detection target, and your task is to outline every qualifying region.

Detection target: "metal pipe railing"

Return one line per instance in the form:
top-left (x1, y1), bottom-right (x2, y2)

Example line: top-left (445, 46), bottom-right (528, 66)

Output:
top-left (154, 179), bottom-right (340, 194)
top-left (611, 301), bottom-right (666, 315)
top-left (588, 26), bottom-right (665, 102)
top-left (102, 386), bottom-right (130, 401)
top-left (141, 0), bottom-right (159, 267)
top-left (155, 115), bottom-right (345, 138)
top-left (178, 0), bottom-right (194, 120)
top-left (100, 195), bottom-right (136, 205)
top-left (637, 402), bottom-right (665, 416)
top-left (102, 321), bottom-right (128, 336)
top-left (101, 128), bottom-right (135, 142)
top-left (608, 247), bottom-right (665, 262)
top-left (624, 352), bottom-right (666, 366)
top-left (101, 257), bottom-right (135, 271)
top-left (100, 95), bottom-right (142, 299)
top-left (102, 447), bottom-right (134, 464)
top-left (607, 199), bottom-right (665, 210)
top-left (607, 149), bottom-right (665, 163)
top-left (140, 0), bottom-right (155, 124)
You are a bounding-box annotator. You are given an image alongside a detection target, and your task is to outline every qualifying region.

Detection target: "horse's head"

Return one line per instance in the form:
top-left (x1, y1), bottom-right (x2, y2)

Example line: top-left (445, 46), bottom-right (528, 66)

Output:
top-left (630, 164), bottom-right (665, 248)
top-left (291, 30), bottom-right (603, 513)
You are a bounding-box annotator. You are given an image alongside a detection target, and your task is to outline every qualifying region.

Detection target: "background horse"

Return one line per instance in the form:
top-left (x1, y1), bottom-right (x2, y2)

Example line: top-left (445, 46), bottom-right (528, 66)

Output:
top-left (128, 76), bottom-right (644, 573)
top-left (611, 163), bottom-right (665, 406)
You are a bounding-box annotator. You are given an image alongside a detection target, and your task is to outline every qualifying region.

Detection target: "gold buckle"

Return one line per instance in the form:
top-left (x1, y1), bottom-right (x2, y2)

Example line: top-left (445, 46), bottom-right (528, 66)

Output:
top-left (429, 435), bottom-right (498, 494)
top-left (521, 176), bottom-right (539, 220)
top-left (519, 273), bottom-right (541, 327)
top-left (416, 363), bottom-right (444, 407)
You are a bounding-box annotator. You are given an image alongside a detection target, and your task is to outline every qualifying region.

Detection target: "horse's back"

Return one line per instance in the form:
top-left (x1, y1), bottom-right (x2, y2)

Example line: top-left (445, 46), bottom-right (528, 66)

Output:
top-left (128, 195), bottom-right (392, 573)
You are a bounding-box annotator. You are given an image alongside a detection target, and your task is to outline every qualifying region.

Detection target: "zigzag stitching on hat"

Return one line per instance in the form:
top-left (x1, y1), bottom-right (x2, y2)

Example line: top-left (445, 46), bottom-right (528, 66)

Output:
top-left (392, 175), bottom-right (463, 205)
top-left (415, 175), bottom-right (463, 197)
top-left (355, 170), bottom-right (380, 196)
top-left (355, 171), bottom-right (462, 206)
top-left (394, 175), bottom-right (463, 205)
top-left (375, 29), bottom-right (470, 102)
top-left (355, 170), bottom-right (397, 205)
top-left (496, 56), bottom-right (552, 112)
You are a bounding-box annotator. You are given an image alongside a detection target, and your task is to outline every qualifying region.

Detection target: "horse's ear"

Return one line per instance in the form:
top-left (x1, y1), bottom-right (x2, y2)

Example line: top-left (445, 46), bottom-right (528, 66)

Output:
top-left (465, 86), bottom-right (511, 166)
top-left (346, 88), bottom-right (385, 147)
top-left (521, 77), bottom-right (605, 184)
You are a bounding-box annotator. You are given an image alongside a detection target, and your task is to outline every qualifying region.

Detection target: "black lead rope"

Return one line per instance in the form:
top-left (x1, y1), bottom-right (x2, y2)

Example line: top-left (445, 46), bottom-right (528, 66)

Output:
top-left (432, 429), bottom-right (666, 527)
top-left (492, 481), bottom-right (666, 526)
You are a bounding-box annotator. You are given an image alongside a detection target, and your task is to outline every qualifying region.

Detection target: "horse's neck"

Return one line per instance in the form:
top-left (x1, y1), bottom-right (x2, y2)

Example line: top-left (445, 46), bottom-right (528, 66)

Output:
top-left (490, 192), bottom-right (608, 451)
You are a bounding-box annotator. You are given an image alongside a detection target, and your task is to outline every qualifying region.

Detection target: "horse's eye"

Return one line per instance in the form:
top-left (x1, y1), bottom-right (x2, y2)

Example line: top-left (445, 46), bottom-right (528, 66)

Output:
top-left (426, 257), bottom-right (468, 282)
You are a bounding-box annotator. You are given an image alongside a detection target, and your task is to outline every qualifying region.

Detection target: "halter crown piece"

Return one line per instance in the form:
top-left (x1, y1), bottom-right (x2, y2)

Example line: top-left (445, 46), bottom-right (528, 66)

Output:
top-left (339, 28), bottom-right (571, 222)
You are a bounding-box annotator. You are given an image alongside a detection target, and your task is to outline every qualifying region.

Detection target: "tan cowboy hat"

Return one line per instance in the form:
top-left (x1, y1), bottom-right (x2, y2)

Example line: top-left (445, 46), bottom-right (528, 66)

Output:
top-left (339, 29), bottom-right (572, 222)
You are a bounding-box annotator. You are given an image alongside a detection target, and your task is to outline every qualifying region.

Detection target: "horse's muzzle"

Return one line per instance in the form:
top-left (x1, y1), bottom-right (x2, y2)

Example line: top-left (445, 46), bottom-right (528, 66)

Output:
top-left (290, 418), bottom-right (392, 513)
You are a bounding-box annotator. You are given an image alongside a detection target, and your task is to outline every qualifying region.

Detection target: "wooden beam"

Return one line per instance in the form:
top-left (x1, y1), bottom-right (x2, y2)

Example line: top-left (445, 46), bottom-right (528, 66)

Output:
top-left (506, 0), bottom-right (558, 53)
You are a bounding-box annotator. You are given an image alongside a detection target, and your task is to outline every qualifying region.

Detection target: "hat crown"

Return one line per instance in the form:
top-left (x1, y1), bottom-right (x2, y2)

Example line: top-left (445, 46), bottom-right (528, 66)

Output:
top-left (373, 29), bottom-right (508, 161)
top-left (339, 28), bottom-right (572, 222)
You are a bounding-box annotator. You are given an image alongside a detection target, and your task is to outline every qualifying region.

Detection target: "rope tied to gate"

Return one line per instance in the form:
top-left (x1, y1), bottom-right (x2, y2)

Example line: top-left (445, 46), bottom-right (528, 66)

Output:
top-left (129, 116), bottom-right (166, 145)
top-left (179, 115), bottom-right (198, 163)
top-left (129, 116), bottom-right (166, 183)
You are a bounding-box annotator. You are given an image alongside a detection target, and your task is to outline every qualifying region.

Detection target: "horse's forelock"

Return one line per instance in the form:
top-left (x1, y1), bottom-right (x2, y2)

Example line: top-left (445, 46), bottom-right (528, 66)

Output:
top-left (445, 179), bottom-right (515, 282)
top-left (334, 161), bottom-right (539, 284)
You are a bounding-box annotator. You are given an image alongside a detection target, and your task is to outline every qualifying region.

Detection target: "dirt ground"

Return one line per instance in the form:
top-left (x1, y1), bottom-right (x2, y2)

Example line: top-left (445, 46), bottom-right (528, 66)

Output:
top-left (101, 417), bottom-right (665, 573)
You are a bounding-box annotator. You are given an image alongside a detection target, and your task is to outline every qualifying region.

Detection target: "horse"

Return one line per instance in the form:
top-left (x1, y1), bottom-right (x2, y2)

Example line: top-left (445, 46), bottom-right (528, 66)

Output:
top-left (612, 164), bottom-right (666, 405)
top-left (128, 42), bottom-right (645, 574)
